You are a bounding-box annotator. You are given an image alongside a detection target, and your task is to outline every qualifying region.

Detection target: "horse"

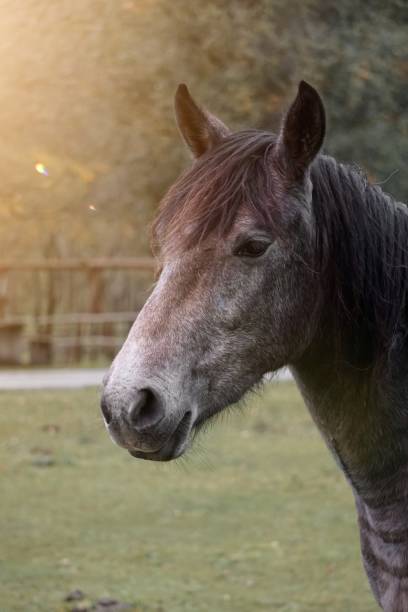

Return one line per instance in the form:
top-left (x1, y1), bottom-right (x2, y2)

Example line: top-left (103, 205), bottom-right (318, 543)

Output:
top-left (101, 81), bottom-right (408, 611)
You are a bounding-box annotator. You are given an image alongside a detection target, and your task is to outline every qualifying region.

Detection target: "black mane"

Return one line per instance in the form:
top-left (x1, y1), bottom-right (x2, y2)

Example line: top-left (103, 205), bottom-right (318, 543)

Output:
top-left (312, 155), bottom-right (408, 367)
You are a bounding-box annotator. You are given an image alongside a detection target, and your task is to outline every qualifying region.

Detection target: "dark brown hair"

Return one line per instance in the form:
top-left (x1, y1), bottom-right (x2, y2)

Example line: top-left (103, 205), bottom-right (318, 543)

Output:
top-left (152, 130), bottom-right (280, 254)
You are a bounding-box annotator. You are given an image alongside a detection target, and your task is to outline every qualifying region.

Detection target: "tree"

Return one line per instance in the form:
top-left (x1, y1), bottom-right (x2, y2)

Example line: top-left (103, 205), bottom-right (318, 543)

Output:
top-left (0, 0), bottom-right (405, 258)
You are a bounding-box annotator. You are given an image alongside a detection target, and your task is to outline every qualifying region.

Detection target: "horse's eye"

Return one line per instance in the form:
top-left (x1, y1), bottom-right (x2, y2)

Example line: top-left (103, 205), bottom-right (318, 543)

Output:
top-left (234, 239), bottom-right (270, 258)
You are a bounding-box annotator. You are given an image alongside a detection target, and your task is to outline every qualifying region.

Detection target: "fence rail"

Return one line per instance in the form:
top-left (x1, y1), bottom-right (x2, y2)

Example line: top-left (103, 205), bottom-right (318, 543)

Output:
top-left (0, 311), bottom-right (140, 326)
top-left (0, 258), bottom-right (156, 365)
top-left (0, 257), bottom-right (156, 271)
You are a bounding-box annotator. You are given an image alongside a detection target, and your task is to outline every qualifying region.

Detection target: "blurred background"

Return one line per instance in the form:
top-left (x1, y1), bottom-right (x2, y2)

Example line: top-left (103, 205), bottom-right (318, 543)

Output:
top-left (0, 3), bottom-right (406, 611)
top-left (0, 0), bottom-right (406, 366)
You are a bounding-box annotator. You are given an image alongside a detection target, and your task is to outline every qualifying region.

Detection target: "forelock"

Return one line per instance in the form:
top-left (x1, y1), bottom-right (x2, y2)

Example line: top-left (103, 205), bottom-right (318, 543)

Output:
top-left (151, 130), bottom-right (280, 256)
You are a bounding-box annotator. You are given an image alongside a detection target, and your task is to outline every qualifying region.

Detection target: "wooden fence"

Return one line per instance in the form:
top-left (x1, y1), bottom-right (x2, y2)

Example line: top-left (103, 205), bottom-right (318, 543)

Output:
top-left (0, 258), bottom-right (156, 365)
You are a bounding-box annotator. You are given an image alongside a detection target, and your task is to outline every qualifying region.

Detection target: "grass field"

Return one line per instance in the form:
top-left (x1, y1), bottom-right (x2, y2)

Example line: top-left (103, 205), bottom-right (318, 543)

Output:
top-left (0, 382), bottom-right (377, 611)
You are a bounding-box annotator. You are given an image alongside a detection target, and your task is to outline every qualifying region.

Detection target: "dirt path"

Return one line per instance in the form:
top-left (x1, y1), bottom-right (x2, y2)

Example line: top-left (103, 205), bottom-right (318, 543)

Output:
top-left (0, 368), bottom-right (106, 390)
top-left (0, 368), bottom-right (291, 390)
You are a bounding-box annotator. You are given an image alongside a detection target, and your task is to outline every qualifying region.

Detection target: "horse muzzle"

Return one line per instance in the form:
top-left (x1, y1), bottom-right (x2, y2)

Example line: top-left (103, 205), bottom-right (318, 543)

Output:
top-left (100, 387), bottom-right (194, 461)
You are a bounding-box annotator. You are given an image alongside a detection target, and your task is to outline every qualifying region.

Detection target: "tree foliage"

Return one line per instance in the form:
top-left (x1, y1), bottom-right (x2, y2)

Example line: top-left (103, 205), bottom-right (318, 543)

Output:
top-left (0, 0), bottom-right (406, 257)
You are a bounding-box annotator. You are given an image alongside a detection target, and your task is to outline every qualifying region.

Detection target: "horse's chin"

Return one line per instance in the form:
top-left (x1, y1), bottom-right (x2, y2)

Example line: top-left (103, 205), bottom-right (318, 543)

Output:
top-left (128, 410), bottom-right (193, 462)
top-left (128, 445), bottom-right (186, 462)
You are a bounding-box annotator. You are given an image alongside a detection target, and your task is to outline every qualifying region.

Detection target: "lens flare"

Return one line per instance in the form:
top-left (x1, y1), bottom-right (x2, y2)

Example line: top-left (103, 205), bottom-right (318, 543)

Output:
top-left (35, 162), bottom-right (49, 176)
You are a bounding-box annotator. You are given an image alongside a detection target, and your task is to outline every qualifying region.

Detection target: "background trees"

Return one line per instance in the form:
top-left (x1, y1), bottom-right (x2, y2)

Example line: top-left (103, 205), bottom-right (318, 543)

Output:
top-left (0, 0), bottom-right (405, 258)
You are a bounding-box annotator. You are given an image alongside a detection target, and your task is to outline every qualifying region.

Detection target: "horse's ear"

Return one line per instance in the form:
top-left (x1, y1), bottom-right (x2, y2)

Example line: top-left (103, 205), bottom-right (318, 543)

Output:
top-left (275, 81), bottom-right (325, 181)
top-left (174, 84), bottom-right (231, 158)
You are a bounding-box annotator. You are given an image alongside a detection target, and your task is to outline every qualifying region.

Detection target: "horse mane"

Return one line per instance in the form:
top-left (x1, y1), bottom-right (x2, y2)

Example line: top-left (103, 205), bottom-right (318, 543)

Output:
top-left (152, 130), bottom-right (281, 253)
top-left (312, 156), bottom-right (408, 366)
top-left (152, 130), bottom-right (407, 367)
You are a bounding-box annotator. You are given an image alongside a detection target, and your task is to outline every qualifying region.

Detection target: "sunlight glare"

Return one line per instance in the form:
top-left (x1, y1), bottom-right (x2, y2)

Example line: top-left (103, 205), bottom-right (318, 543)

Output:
top-left (34, 162), bottom-right (49, 176)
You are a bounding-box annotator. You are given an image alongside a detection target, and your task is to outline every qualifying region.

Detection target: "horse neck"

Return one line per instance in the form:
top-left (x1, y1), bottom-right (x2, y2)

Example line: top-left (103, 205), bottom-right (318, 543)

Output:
top-left (356, 482), bottom-right (408, 611)
top-left (291, 344), bottom-right (408, 611)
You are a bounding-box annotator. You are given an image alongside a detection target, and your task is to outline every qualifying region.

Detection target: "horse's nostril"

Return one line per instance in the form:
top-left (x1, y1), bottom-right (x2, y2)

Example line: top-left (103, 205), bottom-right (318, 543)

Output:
top-left (128, 388), bottom-right (165, 432)
top-left (100, 396), bottom-right (112, 425)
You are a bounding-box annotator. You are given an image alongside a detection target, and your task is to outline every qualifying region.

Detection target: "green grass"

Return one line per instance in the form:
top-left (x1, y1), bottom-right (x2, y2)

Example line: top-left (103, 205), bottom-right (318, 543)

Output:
top-left (0, 382), bottom-right (377, 611)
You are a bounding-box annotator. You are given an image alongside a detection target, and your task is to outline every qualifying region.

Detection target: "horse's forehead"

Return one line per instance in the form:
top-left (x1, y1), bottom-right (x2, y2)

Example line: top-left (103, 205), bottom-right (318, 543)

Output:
top-left (161, 207), bottom-right (262, 258)
top-left (231, 209), bottom-right (264, 232)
